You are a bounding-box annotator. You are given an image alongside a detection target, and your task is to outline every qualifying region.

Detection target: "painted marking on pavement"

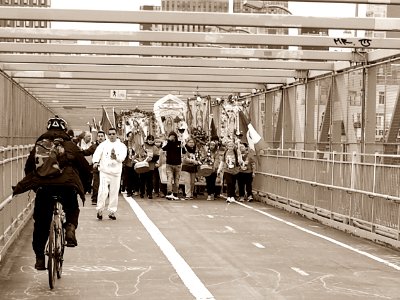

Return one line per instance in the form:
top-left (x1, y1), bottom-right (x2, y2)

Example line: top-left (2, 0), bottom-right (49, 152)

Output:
top-left (207, 215), bottom-right (214, 219)
top-left (192, 205), bottom-right (199, 209)
top-left (236, 201), bottom-right (400, 271)
top-left (291, 267), bottom-right (309, 276)
top-left (225, 226), bottom-right (236, 233)
top-left (252, 242), bottom-right (265, 249)
top-left (124, 196), bottom-right (215, 300)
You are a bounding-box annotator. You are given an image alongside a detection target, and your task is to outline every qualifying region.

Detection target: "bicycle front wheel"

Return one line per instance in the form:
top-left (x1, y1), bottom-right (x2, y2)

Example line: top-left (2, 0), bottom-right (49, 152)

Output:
top-left (47, 220), bottom-right (57, 289)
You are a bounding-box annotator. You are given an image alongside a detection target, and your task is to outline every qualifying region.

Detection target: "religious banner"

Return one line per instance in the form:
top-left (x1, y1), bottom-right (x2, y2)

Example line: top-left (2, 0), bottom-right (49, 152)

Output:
top-left (153, 94), bottom-right (189, 141)
top-left (117, 108), bottom-right (156, 145)
top-left (186, 96), bottom-right (210, 135)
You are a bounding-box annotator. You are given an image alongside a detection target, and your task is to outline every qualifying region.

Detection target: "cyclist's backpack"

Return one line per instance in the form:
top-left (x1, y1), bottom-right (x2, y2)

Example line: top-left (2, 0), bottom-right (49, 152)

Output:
top-left (34, 138), bottom-right (65, 177)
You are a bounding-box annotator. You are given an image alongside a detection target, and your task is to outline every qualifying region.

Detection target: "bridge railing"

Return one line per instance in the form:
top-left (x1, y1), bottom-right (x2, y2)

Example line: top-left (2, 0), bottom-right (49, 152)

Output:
top-left (253, 149), bottom-right (400, 249)
top-left (0, 145), bottom-right (34, 262)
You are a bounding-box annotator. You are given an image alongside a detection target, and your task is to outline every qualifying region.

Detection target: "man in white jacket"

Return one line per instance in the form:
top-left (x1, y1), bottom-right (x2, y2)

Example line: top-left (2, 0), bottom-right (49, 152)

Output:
top-left (93, 127), bottom-right (127, 220)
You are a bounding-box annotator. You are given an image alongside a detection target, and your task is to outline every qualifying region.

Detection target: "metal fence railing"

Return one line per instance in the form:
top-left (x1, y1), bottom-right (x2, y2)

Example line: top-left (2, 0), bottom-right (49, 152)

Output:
top-left (0, 145), bottom-right (34, 262)
top-left (253, 148), bottom-right (400, 249)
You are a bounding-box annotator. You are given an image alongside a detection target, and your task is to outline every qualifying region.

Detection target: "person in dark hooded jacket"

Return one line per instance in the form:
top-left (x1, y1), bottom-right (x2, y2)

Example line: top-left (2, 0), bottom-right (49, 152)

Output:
top-left (13, 116), bottom-right (90, 271)
top-left (162, 131), bottom-right (184, 200)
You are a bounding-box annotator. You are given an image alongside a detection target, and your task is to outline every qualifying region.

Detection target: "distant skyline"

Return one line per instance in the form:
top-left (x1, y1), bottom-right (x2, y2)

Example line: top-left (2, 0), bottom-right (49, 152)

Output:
top-left (51, 0), bottom-right (364, 18)
top-left (50, 0), bottom-right (365, 37)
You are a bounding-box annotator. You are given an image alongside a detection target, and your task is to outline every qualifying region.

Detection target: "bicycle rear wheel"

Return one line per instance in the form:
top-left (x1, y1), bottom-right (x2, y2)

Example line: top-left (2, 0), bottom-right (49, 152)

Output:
top-left (47, 220), bottom-right (57, 289)
top-left (56, 225), bottom-right (65, 279)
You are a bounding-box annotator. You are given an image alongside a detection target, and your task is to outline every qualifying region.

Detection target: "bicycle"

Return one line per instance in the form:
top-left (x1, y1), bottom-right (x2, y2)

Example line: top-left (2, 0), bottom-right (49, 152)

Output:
top-left (45, 195), bottom-right (66, 289)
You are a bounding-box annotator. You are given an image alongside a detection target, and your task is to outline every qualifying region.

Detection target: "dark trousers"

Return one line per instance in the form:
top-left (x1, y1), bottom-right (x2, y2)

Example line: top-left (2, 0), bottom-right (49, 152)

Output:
top-left (153, 167), bottom-right (161, 193)
top-left (205, 172), bottom-right (220, 196)
top-left (124, 165), bottom-right (140, 194)
top-left (91, 170), bottom-right (100, 202)
top-left (33, 186), bottom-right (79, 256)
top-left (84, 166), bottom-right (93, 193)
top-left (224, 172), bottom-right (237, 198)
top-left (237, 172), bottom-right (253, 197)
top-left (140, 170), bottom-right (154, 197)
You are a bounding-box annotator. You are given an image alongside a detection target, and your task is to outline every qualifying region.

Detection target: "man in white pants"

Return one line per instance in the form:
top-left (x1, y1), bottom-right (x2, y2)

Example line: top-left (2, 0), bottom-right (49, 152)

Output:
top-left (93, 127), bottom-right (127, 220)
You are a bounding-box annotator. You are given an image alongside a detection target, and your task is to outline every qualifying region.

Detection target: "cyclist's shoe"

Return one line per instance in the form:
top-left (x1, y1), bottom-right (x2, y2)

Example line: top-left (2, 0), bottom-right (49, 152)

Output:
top-left (97, 211), bottom-right (103, 220)
top-left (65, 223), bottom-right (78, 247)
top-left (108, 212), bottom-right (116, 220)
top-left (35, 255), bottom-right (46, 271)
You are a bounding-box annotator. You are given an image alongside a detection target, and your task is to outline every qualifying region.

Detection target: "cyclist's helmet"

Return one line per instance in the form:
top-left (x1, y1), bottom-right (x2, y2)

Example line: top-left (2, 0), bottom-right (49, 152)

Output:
top-left (47, 115), bottom-right (67, 131)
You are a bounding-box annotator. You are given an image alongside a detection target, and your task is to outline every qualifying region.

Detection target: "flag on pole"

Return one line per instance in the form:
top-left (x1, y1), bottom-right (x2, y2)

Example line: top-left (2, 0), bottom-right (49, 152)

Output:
top-left (92, 117), bottom-right (98, 131)
top-left (112, 107), bottom-right (116, 127)
top-left (100, 106), bottom-right (113, 134)
top-left (87, 122), bottom-right (92, 132)
top-left (238, 110), bottom-right (262, 151)
top-left (209, 114), bottom-right (218, 139)
top-left (186, 98), bottom-right (194, 133)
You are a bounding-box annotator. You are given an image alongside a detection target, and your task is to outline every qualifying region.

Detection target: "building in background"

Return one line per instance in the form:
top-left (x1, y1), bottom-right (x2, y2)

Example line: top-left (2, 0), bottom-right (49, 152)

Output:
top-left (140, 5), bottom-right (162, 46)
top-left (0, 0), bottom-right (50, 43)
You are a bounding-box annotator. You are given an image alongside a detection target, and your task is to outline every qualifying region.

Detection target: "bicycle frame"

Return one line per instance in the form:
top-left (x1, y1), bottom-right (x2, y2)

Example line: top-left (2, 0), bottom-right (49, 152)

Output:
top-left (45, 196), bottom-right (66, 289)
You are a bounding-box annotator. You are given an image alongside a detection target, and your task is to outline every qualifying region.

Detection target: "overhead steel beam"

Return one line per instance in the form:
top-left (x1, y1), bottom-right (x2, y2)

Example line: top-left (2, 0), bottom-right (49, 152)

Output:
top-left (0, 43), bottom-right (357, 62)
top-left (27, 92), bottom-right (231, 99)
top-left (366, 49), bottom-right (400, 62)
top-left (0, 8), bottom-right (399, 31)
top-left (9, 70), bottom-right (291, 84)
top-left (0, 28), bottom-right (397, 49)
top-left (257, 0), bottom-right (400, 4)
top-left (0, 54), bottom-right (338, 71)
top-left (16, 78), bottom-right (262, 89)
top-left (24, 86), bottom-right (241, 93)
top-left (1, 63), bottom-right (299, 78)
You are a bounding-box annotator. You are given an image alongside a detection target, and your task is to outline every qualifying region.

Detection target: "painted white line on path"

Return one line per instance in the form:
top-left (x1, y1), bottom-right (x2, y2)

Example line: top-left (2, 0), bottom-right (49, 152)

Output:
top-left (192, 205), bottom-right (199, 209)
top-left (236, 202), bottom-right (400, 271)
top-left (124, 196), bottom-right (215, 300)
top-left (252, 242), bottom-right (265, 249)
top-left (225, 226), bottom-right (236, 233)
top-left (291, 267), bottom-right (309, 276)
top-left (207, 215), bottom-right (214, 219)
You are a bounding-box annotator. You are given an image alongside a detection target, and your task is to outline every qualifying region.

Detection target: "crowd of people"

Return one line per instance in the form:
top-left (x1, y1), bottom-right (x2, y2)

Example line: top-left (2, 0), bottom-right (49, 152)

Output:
top-left (73, 127), bottom-right (256, 205)
top-left (13, 116), bottom-right (257, 270)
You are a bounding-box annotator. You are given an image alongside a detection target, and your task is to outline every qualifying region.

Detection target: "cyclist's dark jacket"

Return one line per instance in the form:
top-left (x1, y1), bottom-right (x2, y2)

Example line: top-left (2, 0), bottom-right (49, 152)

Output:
top-left (13, 129), bottom-right (90, 201)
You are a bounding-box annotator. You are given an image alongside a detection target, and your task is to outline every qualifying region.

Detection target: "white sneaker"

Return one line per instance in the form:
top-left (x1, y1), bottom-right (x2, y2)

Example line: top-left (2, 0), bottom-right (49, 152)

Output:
top-left (172, 195), bottom-right (180, 200)
top-left (166, 194), bottom-right (174, 200)
top-left (226, 197), bottom-right (234, 203)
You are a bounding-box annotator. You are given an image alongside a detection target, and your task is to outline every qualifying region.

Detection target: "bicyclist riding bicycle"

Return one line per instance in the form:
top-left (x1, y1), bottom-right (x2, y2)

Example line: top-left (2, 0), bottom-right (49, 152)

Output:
top-left (13, 116), bottom-right (90, 270)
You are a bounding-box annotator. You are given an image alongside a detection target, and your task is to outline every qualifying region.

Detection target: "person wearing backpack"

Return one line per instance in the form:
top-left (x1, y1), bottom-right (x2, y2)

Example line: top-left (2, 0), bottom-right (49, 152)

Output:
top-left (13, 116), bottom-right (91, 271)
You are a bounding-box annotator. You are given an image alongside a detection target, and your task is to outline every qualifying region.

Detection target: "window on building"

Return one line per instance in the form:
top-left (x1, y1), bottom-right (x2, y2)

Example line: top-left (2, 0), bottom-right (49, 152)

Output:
top-left (376, 113), bottom-right (384, 127)
top-left (378, 91), bottom-right (385, 105)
